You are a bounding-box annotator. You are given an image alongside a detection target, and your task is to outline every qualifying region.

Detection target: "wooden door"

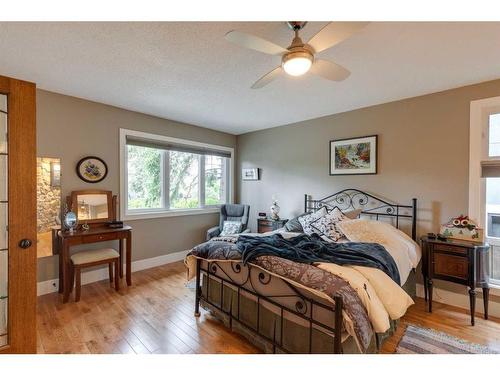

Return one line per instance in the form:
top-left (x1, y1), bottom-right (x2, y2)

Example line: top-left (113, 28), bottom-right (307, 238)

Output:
top-left (0, 75), bottom-right (37, 353)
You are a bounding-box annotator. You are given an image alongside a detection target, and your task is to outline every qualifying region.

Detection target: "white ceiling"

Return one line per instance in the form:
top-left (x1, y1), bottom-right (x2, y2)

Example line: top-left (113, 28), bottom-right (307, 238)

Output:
top-left (1, 22), bottom-right (500, 135)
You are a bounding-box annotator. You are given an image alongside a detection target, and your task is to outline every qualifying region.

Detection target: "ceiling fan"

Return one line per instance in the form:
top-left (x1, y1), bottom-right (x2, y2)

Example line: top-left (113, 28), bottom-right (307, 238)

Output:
top-left (225, 21), bottom-right (369, 89)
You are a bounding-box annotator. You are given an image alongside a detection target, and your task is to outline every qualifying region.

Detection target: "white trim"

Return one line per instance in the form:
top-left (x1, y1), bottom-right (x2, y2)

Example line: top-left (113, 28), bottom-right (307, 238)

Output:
top-left (37, 249), bottom-right (189, 296)
top-left (123, 207), bottom-right (219, 221)
top-left (416, 283), bottom-right (500, 318)
top-left (469, 96), bottom-right (500, 225)
top-left (119, 128), bottom-right (234, 221)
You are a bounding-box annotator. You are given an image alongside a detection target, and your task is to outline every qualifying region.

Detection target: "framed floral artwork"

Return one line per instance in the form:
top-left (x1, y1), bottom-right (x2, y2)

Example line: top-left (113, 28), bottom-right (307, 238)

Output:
top-left (76, 156), bottom-right (108, 183)
top-left (329, 135), bottom-right (377, 175)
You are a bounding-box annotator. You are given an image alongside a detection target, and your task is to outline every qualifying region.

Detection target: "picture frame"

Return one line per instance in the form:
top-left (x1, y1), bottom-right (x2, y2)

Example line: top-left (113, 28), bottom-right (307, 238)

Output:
top-left (329, 135), bottom-right (377, 175)
top-left (76, 156), bottom-right (108, 183)
top-left (242, 168), bottom-right (259, 180)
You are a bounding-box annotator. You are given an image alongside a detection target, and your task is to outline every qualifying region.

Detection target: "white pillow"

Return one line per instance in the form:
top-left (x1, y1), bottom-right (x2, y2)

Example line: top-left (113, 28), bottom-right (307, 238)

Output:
top-left (298, 207), bottom-right (328, 235)
top-left (310, 207), bottom-right (350, 242)
top-left (220, 220), bottom-right (243, 236)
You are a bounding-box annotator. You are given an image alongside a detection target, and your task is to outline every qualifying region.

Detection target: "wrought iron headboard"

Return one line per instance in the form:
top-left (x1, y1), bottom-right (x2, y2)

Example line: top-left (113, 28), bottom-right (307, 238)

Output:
top-left (304, 189), bottom-right (417, 240)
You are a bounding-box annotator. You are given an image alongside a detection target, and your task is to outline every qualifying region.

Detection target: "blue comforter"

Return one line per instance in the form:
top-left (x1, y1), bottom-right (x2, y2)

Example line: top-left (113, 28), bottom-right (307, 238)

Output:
top-left (237, 233), bottom-right (401, 285)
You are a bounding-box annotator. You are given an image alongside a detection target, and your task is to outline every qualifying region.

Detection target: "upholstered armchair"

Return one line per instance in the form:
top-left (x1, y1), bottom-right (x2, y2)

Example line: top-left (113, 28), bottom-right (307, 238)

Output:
top-left (206, 204), bottom-right (251, 240)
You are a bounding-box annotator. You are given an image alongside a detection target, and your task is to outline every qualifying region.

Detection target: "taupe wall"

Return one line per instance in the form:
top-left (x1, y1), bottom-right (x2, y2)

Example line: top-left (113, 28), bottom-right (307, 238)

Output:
top-left (237, 79), bottom-right (500, 297)
top-left (37, 90), bottom-right (236, 282)
top-left (238, 79), bottom-right (500, 231)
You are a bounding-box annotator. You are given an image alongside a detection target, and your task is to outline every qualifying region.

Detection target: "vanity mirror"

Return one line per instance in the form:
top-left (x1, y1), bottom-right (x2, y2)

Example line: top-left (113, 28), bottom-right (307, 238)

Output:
top-left (69, 190), bottom-right (115, 225)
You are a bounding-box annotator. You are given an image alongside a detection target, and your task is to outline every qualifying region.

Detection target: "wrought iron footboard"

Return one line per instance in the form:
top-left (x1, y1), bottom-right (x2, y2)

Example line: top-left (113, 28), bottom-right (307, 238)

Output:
top-left (194, 258), bottom-right (344, 354)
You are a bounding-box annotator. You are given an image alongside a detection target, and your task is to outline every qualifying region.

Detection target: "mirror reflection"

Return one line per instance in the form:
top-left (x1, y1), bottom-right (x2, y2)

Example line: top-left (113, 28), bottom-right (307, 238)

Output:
top-left (77, 194), bottom-right (109, 220)
top-left (36, 157), bottom-right (61, 258)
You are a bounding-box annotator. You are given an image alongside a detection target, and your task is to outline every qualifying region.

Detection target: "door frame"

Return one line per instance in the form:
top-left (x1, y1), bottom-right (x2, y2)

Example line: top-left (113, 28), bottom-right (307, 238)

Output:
top-left (0, 75), bottom-right (37, 354)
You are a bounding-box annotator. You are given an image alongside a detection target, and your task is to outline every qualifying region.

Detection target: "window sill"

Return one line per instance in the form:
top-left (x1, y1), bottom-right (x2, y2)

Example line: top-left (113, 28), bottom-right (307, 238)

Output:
top-left (122, 207), bottom-right (220, 221)
top-left (488, 283), bottom-right (500, 296)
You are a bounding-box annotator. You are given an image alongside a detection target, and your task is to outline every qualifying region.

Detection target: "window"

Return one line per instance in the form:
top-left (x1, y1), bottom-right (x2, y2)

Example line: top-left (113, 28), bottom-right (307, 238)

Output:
top-left (470, 98), bottom-right (500, 286)
top-left (120, 129), bottom-right (233, 219)
top-left (485, 114), bottom-right (500, 283)
top-left (489, 114), bottom-right (500, 157)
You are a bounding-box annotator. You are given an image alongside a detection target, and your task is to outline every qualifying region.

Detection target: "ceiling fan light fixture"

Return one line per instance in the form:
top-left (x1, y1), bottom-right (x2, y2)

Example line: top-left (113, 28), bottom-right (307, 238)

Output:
top-left (282, 50), bottom-right (313, 77)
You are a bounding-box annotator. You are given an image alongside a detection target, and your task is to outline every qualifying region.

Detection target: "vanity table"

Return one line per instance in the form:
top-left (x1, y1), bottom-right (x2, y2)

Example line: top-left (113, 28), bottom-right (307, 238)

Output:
top-left (58, 189), bottom-right (132, 303)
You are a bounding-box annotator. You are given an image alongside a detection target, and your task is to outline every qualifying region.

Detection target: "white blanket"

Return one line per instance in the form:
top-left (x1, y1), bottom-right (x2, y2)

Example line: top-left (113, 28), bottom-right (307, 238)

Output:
top-left (337, 219), bottom-right (422, 285)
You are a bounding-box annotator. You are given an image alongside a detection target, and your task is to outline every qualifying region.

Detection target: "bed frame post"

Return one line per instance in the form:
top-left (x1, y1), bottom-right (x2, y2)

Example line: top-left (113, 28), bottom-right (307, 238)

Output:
top-left (333, 295), bottom-right (343, 354)
top-left (411, 198), bottom-right (417, 241)
top-left (194, 258), bottom-right (201, 317)
top-left (304, 194), bottom-right (308, 213)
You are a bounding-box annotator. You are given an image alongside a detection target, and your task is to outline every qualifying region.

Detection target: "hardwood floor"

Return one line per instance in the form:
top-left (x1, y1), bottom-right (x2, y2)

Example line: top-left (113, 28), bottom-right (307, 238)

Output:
top-left (36, 261), bottom-right (500, 354)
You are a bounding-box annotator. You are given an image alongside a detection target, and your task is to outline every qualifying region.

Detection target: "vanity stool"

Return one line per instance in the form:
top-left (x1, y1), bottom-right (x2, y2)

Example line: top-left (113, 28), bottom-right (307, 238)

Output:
top-left (70, 248), bottom-right (120, 302)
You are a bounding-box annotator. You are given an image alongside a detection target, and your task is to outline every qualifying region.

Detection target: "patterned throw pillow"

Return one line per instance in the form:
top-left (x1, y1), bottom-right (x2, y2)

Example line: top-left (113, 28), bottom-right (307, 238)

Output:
top-left (298, 207), bottom-right (328, 235)
top-left (310, 207), bottom-right (350, 242)
top-left (220, 220), bottom-right (243, 236)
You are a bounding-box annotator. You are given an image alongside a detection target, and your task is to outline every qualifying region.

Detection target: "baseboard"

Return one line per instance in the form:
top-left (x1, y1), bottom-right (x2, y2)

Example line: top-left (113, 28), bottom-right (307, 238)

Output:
top-left (416, 283), bottom-right (500, 318)
top-left (37, 249), bottom-right (189, 296)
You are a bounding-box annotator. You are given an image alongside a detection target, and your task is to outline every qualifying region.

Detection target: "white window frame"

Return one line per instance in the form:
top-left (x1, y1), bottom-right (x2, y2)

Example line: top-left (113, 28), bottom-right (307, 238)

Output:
top-left (469, 96), bottom-right (500, 290)
top-left (119, 128), bottom-right (234, 221)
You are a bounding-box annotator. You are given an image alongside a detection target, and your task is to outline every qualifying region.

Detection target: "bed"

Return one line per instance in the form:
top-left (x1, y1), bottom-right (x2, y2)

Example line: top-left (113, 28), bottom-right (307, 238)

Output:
top-left (185, 189), bottom-right (419, 354)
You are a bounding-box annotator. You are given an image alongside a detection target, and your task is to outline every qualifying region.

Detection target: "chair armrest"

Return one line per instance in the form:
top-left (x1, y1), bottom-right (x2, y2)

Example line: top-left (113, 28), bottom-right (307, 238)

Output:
top-left (206, 226), bottom-right (221, 241)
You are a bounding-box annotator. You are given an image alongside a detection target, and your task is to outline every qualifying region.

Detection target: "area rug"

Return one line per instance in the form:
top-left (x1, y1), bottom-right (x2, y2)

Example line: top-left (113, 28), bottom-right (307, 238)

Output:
top-left (396, 324), bottom-right (499, 354)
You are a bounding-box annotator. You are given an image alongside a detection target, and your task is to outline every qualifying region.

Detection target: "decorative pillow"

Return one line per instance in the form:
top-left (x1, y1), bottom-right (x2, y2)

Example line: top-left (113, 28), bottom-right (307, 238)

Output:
top-left (220, 220), bottom-right (243, 236)
top-left (297, 207), bottom-right (328, 235)
top-left (310, 207), bottom-right (350, 242)
top-left (284, 213), bottom-right (308, 232)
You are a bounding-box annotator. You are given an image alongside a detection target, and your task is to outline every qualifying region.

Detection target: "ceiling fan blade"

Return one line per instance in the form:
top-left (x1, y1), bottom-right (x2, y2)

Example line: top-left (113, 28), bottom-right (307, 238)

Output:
top-left (251, 66), bottom-right (283, 89)
top-left (307, 22), bottom-right (369, 53)
top-left (225, 30), bottom-right (287, 55)
top-left (310, 59), bottom-right (351, 82)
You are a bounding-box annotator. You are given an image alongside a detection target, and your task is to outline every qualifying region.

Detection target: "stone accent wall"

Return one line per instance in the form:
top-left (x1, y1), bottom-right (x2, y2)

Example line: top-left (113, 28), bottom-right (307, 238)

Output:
top-left (37, 157), bottom-right (61, 233)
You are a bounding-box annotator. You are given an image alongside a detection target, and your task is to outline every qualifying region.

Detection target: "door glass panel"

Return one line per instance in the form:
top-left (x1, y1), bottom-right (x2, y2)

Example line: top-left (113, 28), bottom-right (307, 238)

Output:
top-left (0, 204), bottom-right (7, 250)
top-left (0, 93), bottom-right (7, 348)
top-left (0, 298), bottom-right (6, 335)
top-left (0, 156), bottom-right (6, 202)
top-left (0, 94), bottom-right (6, 112)
top-left (0, 113), bottom-right (6, 154)
top-left (0, 251), bottom-right (6, 297)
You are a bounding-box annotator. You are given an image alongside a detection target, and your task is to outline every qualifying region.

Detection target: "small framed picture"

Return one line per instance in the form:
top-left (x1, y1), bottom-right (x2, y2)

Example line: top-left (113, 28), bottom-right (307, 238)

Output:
top-left (242, 168), bottom-right (259, 181)
top-left (76, 156), bottom-right (108, 183)
top-left (329, 135), bottom-right (377, 175)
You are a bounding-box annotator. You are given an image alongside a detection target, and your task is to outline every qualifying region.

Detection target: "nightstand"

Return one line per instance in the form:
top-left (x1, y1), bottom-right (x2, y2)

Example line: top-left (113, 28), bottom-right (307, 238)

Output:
top-left (257, 218), bottom-right (288, 233)
top-left (421, 235), bottom-right (490, 325)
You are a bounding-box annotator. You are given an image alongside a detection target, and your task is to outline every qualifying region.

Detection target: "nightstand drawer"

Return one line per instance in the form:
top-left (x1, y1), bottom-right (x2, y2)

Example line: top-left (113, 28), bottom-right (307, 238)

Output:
top-left (433, 243), bottom-right (468, 255)
top-left (257, 219), bottom-right (287, 234)
top-left (433, 253), bottom-right (469, 280)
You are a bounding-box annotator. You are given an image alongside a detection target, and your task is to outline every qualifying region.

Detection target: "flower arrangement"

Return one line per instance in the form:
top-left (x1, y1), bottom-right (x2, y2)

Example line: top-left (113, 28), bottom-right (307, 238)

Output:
top-left (440, 215), bottom-right (483, 242)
